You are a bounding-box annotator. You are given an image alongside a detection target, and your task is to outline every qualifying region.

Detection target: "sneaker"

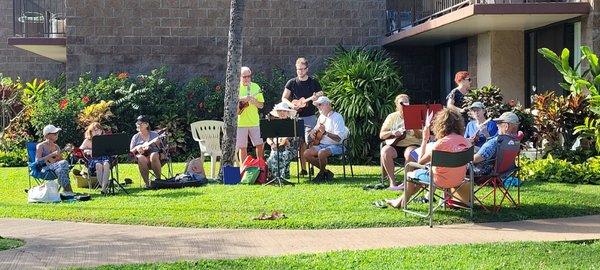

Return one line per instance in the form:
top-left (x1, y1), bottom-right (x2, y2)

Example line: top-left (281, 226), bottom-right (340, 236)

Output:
top-left (387, 184), bottom-right (405, 191)
top-left (325, 170), bottom-right (334, 181)
top-left (312, 172), bottom-right (326, 183)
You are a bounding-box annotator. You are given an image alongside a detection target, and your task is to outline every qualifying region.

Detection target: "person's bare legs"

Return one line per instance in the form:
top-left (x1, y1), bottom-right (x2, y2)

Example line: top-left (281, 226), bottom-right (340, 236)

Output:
top-left (239, 147), bottom-right (248, 164)
top-left (136, 155), bottom-right (150, 186)
top-left (317, 149), bottom-right (331, 173)
top-left (100, 162), bottom-right (111, 192)
top-left (386, 182), bottom-right (421, 208)
top-left (149, 152), bottom-right (162, 180)
top-left (255, 143), bottom-right (264, 159)
top-left (303, 147), bottom-right (319, 168)
top-left (381, 145), bottom-right (398, 186)
top-left (299, 142), bottom-right (307, 171)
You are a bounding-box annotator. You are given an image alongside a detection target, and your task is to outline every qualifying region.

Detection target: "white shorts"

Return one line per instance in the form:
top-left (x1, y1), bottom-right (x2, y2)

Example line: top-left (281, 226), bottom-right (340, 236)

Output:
top-left (236, 126), bottom-right (264, 148)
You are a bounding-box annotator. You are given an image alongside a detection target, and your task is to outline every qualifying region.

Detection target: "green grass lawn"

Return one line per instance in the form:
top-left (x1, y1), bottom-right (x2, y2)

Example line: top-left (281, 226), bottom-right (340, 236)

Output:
top-left (0, 236), bottom-right (23, 251)
top-left (1, 163), bottom-right (599, 229)
top-left (84, 240), bottom-right (600, 269)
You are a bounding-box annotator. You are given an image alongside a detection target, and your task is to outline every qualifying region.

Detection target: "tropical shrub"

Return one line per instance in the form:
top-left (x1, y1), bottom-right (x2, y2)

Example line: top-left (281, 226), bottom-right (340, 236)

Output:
top-left (253, 67), bottom-right (290, 113)
top-left (0, 149), bottom-right (27, 167)
top-left (319, 47), bottom-right (403, 161)
top-left (539, 46), bottom-right (600, 151)
top-left (520, 155), bottom-right (600, 184)
top-left (0, 74), bottom-right (23, 129)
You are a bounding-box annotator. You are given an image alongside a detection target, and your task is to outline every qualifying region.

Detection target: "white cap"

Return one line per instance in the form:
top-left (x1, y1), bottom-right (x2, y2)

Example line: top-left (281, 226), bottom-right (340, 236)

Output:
top-left (469, 101), bottom-right (485, 109)
top-left (43, 125), bottom-right (62, 136)
top-left (493, 112), bottom-right (520, 124)
top-left (313, 96), bottom-right (331, 105)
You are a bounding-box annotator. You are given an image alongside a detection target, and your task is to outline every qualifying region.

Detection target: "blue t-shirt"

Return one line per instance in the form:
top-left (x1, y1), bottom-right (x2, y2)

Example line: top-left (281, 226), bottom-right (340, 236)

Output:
top-left (473, 135), bottom-right (499, 175)
top-left (464, 120), bottom-right (498, 147)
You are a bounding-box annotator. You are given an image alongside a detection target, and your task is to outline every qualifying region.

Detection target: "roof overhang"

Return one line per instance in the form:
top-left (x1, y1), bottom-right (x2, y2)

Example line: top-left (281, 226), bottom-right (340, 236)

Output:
top-left (7, 37), bottom-right (66, 63)
top-left (383, 3), bottom-right (591, 47)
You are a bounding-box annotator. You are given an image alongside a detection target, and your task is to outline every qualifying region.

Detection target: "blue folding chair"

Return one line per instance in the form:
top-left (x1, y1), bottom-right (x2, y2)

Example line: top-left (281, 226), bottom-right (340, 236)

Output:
top-left (26, 142), bottom-right (57, 189)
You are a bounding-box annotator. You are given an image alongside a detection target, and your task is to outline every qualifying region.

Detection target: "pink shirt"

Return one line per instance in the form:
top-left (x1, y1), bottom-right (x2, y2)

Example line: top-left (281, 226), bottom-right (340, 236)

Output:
top-left (431, 133), bottom-right (472, 188)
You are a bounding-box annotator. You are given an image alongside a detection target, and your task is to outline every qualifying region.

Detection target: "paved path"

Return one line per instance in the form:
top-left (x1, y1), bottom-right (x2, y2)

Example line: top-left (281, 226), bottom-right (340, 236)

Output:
top-left (1, 215), bottom-right (600, 269)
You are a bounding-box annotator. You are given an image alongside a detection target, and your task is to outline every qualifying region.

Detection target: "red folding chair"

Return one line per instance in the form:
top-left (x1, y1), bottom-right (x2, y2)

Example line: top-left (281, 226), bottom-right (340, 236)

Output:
top-left (474, 134), bottom-right (521, 212)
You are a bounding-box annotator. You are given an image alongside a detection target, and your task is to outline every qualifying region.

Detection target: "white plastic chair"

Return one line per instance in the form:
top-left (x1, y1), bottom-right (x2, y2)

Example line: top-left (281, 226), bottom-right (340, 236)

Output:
top-left (190, 120), bottom-right (224, 179)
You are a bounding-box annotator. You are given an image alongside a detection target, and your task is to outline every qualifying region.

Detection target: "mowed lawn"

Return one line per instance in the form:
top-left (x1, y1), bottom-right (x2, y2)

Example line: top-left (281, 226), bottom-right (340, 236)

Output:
top-left (85, 240), bottom-right (600, 270)
top-left (1, 162), bottom-right (600, 229)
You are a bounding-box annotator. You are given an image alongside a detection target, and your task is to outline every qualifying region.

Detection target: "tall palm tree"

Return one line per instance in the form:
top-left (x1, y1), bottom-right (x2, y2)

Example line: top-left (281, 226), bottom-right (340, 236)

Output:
top-left (221, 0), bottom-right (246, 179)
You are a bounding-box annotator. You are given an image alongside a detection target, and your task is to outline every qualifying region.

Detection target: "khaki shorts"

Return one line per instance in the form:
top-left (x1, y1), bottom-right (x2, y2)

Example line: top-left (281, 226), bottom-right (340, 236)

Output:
top-left (236, 126), bottom-right (264, 148)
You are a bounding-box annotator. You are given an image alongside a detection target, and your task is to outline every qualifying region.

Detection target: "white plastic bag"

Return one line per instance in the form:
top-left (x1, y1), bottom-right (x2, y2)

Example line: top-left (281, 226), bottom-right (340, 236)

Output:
top-left (28, 180), bottom-right (61, 203)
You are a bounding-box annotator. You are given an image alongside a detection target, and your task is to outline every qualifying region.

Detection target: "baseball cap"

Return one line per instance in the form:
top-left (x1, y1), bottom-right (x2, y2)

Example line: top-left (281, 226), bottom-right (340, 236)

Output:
top-left (469, 102), bottom-right (485, 109)
top-left (42, 125), bottom-right (62, 136)
top-left (313, 96), bottom-right (331, 105)
top-left (493, 112), bottom-right (520, 124)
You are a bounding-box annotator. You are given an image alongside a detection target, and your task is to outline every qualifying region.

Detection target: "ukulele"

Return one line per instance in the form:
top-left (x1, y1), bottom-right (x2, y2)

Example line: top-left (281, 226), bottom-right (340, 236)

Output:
top-left (131, 130), bottom-right (167, 156)
top-left (384, 129), bottom-right (407, 146)
top-left (45, 143), bottom-right (74, 166)
top-left (238, 87), bottom-right (262, 115)
top-left (291, 94), bottom-right (318, 112)
top-left (309, 119), bottom-right (326, 147)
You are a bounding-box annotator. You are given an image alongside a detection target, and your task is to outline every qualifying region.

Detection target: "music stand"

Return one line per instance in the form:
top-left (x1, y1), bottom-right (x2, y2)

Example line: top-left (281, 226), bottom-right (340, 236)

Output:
top-left (92, 133), bottom-right (131, 195)
top-left (260, 118), bottom-right (303, 186)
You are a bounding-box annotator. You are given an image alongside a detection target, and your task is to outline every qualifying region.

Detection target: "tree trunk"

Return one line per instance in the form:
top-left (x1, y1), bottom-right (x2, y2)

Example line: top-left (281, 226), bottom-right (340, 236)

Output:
top-left (220, 0), bottom-right (246, 180)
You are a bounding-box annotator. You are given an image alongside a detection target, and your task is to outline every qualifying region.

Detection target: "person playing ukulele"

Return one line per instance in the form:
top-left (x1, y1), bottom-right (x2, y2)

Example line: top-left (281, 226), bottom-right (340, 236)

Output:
top-left (303, 96), bottom-right (348, 182)
top-left (35, 124), bottom-right (74, 195)
top-left (130, 115), bottom-right (162, 187)
top-left (237, 66), bottom-right (265, 164)
top-left (281, 57), bottom-right (324, 176)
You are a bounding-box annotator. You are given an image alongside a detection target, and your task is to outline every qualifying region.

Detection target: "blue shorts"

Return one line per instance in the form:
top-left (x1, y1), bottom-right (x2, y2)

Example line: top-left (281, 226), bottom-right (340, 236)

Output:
top-left (301, 115), bottom-right (317, 143)
top-left (314, 143), bottom-right (344, 156)
top-left (408, 168), bottom-right (431, 183)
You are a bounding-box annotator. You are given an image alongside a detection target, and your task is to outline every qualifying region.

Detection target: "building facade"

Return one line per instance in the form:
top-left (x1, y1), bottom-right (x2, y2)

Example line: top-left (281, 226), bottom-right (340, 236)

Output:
top-left (2, 0), bottom-right (386, 82)
top-left (384, 0), bottom-right (600, 105)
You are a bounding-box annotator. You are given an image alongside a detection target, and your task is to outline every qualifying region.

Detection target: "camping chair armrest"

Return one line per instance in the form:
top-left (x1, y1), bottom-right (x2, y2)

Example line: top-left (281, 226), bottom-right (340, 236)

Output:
top-left (405, 162), bottom-right (426, 170)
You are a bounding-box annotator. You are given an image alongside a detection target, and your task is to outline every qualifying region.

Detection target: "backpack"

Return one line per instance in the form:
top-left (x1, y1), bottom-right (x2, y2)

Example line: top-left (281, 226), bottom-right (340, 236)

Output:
top-left (241, 156), bottom-right (268, 184)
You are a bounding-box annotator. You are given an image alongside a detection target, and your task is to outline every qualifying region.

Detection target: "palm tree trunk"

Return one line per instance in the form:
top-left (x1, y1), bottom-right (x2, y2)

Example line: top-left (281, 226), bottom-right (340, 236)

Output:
top-left (221, 0), bottom-right (246, 179)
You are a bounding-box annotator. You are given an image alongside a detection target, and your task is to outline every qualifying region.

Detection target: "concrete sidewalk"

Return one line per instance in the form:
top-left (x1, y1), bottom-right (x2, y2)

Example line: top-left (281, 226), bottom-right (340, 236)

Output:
top-left (1, 215), bottom-right (600, 269)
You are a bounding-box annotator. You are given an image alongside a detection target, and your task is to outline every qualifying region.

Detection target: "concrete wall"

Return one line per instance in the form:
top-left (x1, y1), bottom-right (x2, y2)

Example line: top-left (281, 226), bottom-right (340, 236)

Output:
top-left (64, 0), bottom-right (386, 82)
top-left (0, 0), bottom-right (64, 81)
top-left (476, 31), bottom-right (524, 103)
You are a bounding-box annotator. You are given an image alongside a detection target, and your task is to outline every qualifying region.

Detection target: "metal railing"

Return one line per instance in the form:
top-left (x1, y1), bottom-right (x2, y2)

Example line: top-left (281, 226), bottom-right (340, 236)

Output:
top-left (13, 0), bottom-right (66, 38)
top-left (386, 0), bottom-right (588, 35)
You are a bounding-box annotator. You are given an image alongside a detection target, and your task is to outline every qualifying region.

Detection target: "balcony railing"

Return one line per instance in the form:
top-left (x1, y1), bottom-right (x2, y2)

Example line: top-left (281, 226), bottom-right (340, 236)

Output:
top-left (386, 0), bottom-right (588, 36)
top-left (13, 0), bottom-right (66, 38)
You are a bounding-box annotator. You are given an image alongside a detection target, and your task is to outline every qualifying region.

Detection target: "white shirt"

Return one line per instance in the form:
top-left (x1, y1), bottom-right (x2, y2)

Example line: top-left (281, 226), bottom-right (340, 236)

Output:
top-left (313, 111), bottom-right (348, 145)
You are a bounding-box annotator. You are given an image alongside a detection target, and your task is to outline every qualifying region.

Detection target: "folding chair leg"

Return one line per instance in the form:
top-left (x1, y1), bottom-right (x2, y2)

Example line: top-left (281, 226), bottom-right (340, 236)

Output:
top-left (429, 182), bottom-right (434, 228)
top-left (342, 162), bottom-right (347, 181)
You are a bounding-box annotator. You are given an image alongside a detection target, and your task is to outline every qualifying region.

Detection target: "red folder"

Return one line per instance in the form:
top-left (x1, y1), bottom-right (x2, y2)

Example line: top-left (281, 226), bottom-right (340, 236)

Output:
top-left (401, 104), bottom-right (444, 129)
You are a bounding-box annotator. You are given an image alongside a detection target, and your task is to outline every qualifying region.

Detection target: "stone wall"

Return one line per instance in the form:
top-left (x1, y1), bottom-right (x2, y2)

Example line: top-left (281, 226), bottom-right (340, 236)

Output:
top-left (0, 0), bottom-right (64, 81)
top-left (65, 0), bottom-right (386, 82)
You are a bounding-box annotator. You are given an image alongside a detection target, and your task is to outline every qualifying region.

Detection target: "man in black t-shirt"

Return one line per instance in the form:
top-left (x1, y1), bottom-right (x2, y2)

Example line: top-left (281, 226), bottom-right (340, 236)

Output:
top-left (282, 57), bottom-right (324, 175)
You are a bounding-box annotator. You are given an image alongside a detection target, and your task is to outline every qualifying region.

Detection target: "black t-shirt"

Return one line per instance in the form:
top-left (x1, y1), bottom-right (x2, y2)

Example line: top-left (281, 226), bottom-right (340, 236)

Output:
top-left (285, 77), bottom-right (322, 117)
top-left (446, 88), bottom-right (465, 109)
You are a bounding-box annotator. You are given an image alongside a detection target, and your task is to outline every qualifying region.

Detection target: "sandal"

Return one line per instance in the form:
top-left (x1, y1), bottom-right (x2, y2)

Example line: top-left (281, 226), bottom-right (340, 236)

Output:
top-left (373, 200), bottom-right (388, 208)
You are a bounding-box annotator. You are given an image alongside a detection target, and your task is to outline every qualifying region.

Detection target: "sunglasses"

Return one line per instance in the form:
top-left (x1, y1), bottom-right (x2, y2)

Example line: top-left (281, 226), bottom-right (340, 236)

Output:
top-left (242, 75), bottom-right (252, 78)
top-left (465, 78), bottom-right (472, 82)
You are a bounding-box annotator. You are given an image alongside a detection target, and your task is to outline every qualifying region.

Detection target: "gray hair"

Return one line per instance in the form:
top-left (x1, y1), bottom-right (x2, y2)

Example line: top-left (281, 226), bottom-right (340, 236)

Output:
top-left (240, 66), bottom-right (251, 75)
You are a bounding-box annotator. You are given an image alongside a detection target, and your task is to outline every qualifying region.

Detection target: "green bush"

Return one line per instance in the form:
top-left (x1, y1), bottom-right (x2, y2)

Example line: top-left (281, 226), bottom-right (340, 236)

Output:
top-left (319, 47), bottom-right (403, 161)
top-left (253, 67), bottom-right (290, 113)
top-left (520, 155), bottom-right (600, 184)
top-left (0, 149), bottom-right (27, 167)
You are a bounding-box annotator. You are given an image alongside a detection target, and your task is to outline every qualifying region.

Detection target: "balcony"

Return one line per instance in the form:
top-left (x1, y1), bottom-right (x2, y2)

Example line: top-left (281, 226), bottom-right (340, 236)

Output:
top-left (8, 0), bottom-right (66, 62)
top-left (383, 0), bottom-right (591, 46)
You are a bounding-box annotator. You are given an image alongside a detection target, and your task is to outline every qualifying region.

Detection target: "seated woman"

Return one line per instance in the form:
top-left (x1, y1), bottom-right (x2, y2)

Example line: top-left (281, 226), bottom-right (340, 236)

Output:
top-left (129, 115), bottom-right (162, 187)
top-left (464, 102), bottom-right (498, 149)
top-left (35, 124), bottom-right (74, 195)
top-left (380, 94), bottom-right (422, 190)
top-left (386, 108), bottom-right (472, 208)
top-left (79, 122), bottom-right (112, 194)
top-left (266, 102), bottom-right (298, 179)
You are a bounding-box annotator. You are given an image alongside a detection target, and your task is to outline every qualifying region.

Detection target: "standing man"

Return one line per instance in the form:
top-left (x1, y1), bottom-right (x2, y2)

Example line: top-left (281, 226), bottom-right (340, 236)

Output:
top-left (282, 57), bottom-right (324, 175)
top-left (237, 66), bottom-right (265, 163)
